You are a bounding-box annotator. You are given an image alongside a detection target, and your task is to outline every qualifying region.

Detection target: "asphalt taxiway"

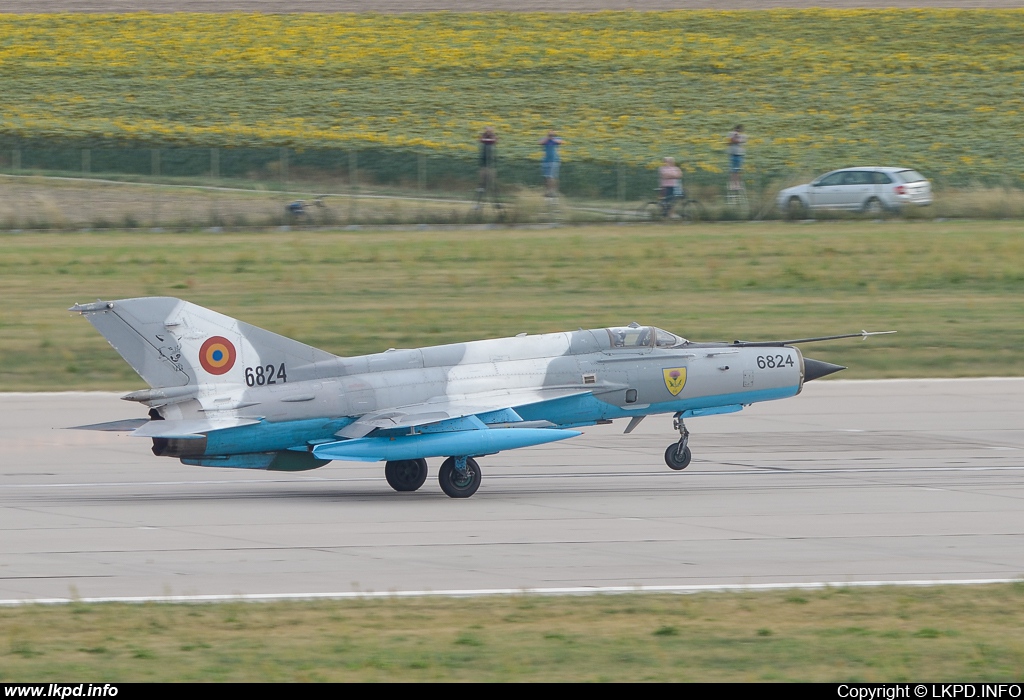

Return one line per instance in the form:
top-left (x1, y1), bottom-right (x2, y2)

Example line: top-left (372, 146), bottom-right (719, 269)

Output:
top-left (1, 379), bottom-right (1022, 603)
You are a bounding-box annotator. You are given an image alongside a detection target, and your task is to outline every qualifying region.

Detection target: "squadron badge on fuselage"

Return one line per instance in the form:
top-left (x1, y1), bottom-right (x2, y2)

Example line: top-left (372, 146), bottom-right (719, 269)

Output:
top-left (663, 367), bottom-right (687, 396)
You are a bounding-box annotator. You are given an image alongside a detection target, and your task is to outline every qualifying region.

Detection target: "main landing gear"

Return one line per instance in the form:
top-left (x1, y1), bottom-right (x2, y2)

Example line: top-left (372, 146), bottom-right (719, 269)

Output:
top-left (384, 456), bottom-right (482, 498)
top-left (384, 458), bottom-right (428, 492)
top-left (438, 456), bottom-right (482, 499)
top-left (664, 413), bottom-right (692, 470)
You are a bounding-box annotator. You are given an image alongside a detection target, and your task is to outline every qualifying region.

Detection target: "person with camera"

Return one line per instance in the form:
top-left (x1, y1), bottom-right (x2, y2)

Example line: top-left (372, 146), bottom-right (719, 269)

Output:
top-left (658, 156), bottom-right (683, 216)
top-left (728, 124), bottom-right (746, 191)
top-left (539, 130), bottom-right (564, 198)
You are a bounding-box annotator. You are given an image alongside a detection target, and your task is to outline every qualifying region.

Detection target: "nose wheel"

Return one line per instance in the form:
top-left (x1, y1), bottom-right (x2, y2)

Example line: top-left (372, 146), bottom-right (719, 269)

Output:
top-left (664, 414), bottom-right (692, 470)
top-left (664, 444), bottom-right (692, 470)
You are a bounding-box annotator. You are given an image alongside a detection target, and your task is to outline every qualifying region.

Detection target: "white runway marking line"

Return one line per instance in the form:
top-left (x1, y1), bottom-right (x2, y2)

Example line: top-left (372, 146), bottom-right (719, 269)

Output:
top-left (1, 578), bottom-right (1020, 607)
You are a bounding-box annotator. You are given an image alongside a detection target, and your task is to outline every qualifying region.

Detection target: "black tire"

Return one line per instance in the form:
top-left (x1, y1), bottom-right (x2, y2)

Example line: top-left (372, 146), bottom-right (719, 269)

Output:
top-left (863, 197), bottom-right (885, 217)
top-left (438, 457), bottom-right (482, 498)
top-left (384, 458), bottom-right (428, 492)
top-left (664, 444), bottom-right (692, 471)
top-left (636, 201), bottom-right (663, 221)
top-left (678, 200), bottom-right (702, 222)
top-left (786, 196), bottom-right (807, 220)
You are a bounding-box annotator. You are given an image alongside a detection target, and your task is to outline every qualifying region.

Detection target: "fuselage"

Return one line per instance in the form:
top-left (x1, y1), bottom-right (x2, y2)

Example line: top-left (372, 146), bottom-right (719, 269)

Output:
top-left (150, 326), bottom-right (805, 460)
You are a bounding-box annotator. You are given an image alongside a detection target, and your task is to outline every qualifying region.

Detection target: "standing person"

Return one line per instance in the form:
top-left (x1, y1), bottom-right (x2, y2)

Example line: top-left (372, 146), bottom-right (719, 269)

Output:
top-left (728, 124), bottom-right (746, 191)
top-left (658, 157), bottom-right (683, 216)
top-left (539, 130), bottom-right (564, 198)
top-left (477, 126), bottom-right (498, 194)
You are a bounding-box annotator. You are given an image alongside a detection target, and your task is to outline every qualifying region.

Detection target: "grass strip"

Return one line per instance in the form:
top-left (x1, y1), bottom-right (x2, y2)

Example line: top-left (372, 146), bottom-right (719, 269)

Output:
top-left (1, 220), bottom-right (1022, 390)
top-left (2, 585), bottom-right (1023, 681)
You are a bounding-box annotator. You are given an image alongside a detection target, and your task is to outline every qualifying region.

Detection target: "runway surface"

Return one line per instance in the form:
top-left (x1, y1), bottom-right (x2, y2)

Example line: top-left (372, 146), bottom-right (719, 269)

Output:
top-left (1, 379), bottom-right (1022, 603)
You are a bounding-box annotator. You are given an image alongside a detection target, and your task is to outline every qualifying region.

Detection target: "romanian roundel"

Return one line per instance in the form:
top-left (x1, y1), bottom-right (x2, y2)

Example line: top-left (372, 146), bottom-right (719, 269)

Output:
top-left (199, 336), bottom-right (236, 375)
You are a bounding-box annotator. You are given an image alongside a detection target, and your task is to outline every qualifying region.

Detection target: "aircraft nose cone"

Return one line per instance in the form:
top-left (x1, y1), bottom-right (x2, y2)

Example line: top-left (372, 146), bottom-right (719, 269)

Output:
top-left (803, 357), bottom-right (846, 382)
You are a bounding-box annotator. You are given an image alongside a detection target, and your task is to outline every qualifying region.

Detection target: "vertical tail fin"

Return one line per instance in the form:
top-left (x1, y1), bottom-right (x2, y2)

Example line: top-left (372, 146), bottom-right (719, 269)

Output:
top-left (71, 297), bottom-right (340, 389)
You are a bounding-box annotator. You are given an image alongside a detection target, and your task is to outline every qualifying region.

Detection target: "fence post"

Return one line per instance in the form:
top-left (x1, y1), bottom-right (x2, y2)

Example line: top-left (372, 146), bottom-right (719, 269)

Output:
top-left (210, 148), bottom-right (220, 229)
top-left (349, 149), bottom-right (358, 223)
top-left (151, 148), bottom-right (160, 228)
top-left (418, 152), bottom-right (426, 221)
top-left (618, 160), bottom-right (625, 222)
top-left (280, 147), bottom-right (289, 226)
top-left (82, 148), bottom-right (91, 228)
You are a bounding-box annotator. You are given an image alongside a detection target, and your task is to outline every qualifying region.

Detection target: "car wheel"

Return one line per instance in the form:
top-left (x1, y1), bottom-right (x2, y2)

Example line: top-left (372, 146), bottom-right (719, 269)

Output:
top-left (786, 196), bottom-right (806, 220)
top-left (863, 197), bottom-right (885, 217)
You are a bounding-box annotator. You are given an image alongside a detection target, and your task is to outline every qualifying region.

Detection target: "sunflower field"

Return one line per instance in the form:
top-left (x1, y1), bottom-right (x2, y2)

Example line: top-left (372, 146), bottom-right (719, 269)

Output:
top-left (0, 10), bottom-right (1022, 186)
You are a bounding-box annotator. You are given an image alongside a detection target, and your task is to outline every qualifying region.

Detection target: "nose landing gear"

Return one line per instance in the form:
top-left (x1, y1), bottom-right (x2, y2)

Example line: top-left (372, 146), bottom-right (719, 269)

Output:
top-left (664, 414), bottom-right (692, 470)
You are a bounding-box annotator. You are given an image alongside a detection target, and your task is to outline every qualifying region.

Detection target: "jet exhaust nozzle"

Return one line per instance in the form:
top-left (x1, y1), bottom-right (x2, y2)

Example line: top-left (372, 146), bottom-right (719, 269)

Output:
top-left (803, 357), bottom-right (846, 382)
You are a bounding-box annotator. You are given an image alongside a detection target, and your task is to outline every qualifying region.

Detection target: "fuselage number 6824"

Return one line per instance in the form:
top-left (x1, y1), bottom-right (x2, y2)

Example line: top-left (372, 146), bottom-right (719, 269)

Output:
top-left (756, 354), bottom-right (795, 370)
top-left (245, 363), bottom-right (288, 387)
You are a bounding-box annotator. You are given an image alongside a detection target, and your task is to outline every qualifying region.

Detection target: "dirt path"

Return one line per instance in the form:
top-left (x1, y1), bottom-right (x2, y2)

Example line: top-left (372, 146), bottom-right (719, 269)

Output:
top-left (4, 1), bottom-right (1023, 12)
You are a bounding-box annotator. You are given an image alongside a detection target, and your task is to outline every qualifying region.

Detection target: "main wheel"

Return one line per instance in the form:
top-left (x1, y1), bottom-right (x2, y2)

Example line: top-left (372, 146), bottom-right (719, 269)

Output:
top-left (664, 444), bottom-right (692, 470)
top-left (384, 458), bottom-right (428, 492)
top-left (438, 457), bottom-right (482, 498)
top-left (636, 201), bottom-right (663, 221)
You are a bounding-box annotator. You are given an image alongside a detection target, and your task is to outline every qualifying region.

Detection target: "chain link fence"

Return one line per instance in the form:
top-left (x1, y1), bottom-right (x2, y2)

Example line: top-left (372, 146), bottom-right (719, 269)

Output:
top-left (0, 142), bottom-right (782, 230)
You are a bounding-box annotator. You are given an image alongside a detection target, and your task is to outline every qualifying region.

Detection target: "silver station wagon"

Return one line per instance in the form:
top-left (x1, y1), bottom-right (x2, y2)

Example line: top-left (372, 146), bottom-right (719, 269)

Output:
top-left (777, 167), bottom-right (933, 216)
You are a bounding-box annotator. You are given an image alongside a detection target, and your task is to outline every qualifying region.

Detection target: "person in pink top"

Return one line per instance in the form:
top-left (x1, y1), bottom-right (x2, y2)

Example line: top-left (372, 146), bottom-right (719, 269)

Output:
top-left (658, 157), bottom-right (683, 215)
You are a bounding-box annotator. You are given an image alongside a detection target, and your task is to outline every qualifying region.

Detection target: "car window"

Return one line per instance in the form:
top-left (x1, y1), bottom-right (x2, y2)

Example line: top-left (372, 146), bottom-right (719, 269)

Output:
top-left (872, 172), bottom-right (893, 185)
top-left (843, 171), bottom-right (873, 185)
top-left (896, 170), bottom-right (927, 183)
top-left (817, 172), bottom-right (844, 186)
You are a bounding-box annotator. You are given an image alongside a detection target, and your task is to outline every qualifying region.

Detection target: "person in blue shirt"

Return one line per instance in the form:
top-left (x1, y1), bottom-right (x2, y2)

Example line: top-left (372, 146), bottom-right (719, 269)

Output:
top-left (728, 124), bottom-right (746, 191)
top-left (539, 130), bottom-right (564, 198)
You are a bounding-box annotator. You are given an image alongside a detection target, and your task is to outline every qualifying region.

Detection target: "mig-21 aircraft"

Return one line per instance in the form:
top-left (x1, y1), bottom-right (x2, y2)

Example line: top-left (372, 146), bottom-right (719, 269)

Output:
top-left (71, 298), bottom-right (892, 498)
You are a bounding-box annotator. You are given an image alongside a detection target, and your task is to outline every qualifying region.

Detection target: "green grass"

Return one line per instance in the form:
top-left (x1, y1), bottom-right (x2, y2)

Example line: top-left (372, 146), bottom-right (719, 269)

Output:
top-left (1, 220), bottom-right (1022, 391)
top-left (2, 585), bottom-right (1023, 681)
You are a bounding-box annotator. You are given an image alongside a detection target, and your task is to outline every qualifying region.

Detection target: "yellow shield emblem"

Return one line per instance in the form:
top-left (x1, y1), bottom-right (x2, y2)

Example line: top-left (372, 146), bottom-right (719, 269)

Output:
top-left (663, 367), bottom-right (687, 396)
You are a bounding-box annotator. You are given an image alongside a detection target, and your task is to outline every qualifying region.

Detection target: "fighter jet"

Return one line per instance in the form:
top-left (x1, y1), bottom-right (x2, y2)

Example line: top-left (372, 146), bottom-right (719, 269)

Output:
top-left (71, 298), bottom-right (892, 498)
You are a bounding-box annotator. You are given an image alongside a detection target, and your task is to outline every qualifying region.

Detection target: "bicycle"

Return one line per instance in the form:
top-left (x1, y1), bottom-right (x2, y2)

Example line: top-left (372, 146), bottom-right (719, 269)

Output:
top-left (636, 188), bottom-right (703, 222)
top-left (285, 196), bottom-right (329, 224)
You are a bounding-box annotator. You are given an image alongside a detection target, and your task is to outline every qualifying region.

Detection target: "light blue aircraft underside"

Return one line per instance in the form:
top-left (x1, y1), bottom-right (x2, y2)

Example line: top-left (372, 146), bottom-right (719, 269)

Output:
top-left (71, 297), bottom-right (890, 498)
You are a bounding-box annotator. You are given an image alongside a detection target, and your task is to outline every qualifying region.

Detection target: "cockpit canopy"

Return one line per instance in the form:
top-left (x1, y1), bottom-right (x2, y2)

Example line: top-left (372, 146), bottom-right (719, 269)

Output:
top-left (606, 324), bottom-right (687, 348)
